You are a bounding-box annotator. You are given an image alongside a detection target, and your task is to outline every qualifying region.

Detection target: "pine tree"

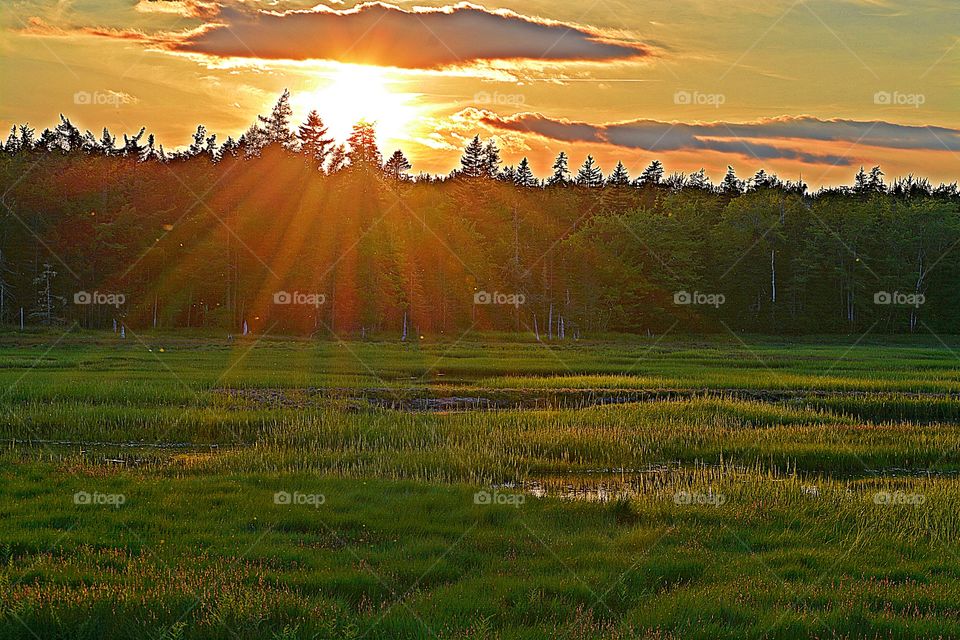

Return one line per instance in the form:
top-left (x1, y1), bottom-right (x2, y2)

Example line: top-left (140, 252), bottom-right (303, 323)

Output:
top-left (297, 110), bottom-right (334, 168)
top-left (575, 155), bottom-right (603, 187)
top-left (17, 124), bottom-right (35, 152)
top-left (636, 160), bottom-right (664, 186)
top-left (868, 166), bottom-right (885, 193)
top-left (664, 171), bottom-right (686, 191)
top-left (239, 123), bottom-right (267, 157)
top-left (120, 127), bottom-right (146, 158)
top-left (204, 132), bottom-right (217, 158)
top-left (258, 89), bottom-right (296, 149)
top-left (547, 151), bottom-right (570, 186)
top-left (37, 128), bottom-right (57, 153)
top-left (4, 127), bottom-right (19, 154)
top-left (482, 140), bottom-right (501, 179)
top-left (54, 115), bottom-right (83, 152)
top-left (345, 121), bottom-right (381, 171)
top-left (80, 130), bottom-right (98, 154)
top-left (218, 136), bottom-right (239, 160)
top-left (327, 144), bottom-right (348, 173)
top-left (721, 165), bottom-right (742, 195)
top-left (606, 160), bottom-right (630, 187)
top-left (98, 128), bottom-right (116, 156)
top-left (142, 133), bottom-right (159, 162)
top-left (601, 160), bottom-right (634, 211)
top-left (188, 125), bottom-right (208, 157)
top-left (751, 169), bottom-right (778, 191)
top-left (459, 135), bottom-right (485, 179)
top-left (686, 168), bottom-right (710, 190)
top-left (853, 166), bottom-right (870, 195)
top-left (515, 157), bottom-right (536, 187)
top-left (383, 149), bottom-right (412, 180)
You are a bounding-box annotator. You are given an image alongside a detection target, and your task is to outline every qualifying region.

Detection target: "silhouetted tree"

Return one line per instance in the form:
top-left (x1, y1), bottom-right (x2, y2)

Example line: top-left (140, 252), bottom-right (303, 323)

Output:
top-left (548, 151), bottom-right (571, 186)
top-left (515, 157), bottom-right (536, 187)
top-left (258, 89), bottom-right (296, 149)
top-left (607, 161), bottom-right (630, 187)
top-left (686, 168), bottom-right (710, 190)
top-left (327, 144), bottom-right (348, 173)
top-left (297, 110), bottom-right (334, 169)
top-left (482, 140), bottom-right (501, 179)
top-left (345, 120), bottom-right (381, 171)
top-left (721, 166), bottom-right (742, 195)
top-left (459, 135), bottom-right (485, 179)
top-left (576, 155), bottom-right (603, 187)
top-left (384, 149), bottom-right (412, 180)
top-left (637, 160), bottom-right (664, 187)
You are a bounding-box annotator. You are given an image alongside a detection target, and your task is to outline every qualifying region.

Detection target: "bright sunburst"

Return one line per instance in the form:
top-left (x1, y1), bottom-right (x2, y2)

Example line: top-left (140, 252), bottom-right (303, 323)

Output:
top-left (295, 64), bottom-right (418, 147)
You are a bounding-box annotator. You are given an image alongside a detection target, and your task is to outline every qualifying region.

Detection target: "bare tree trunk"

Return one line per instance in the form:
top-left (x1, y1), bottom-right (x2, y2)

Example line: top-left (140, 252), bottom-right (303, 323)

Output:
top-left (513, 204), bottom-right (520, 333)
top-left (770, 247), bottom-right (776, 304)
top-left (911, 247), bottom-right (925, 333)
top-left (771, 196), bottom-right (784, 310)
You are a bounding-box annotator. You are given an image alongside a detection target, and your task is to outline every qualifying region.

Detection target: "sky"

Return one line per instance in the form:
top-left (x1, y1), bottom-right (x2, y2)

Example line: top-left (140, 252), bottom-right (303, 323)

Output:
top-left (1, 0), bottom-right (958, 187)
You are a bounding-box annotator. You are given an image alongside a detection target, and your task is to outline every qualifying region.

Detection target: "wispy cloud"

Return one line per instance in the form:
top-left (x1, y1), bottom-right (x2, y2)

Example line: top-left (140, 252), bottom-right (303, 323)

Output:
top-left (133, 0), bottom-right (218, 18)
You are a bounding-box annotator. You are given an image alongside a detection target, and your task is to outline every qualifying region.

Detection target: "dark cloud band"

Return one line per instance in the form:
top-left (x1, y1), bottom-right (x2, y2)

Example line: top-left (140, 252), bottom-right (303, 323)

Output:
top-left (166, 2), bottom-right (650, 68)
top-left (481, 113), bottom-right (960, 165)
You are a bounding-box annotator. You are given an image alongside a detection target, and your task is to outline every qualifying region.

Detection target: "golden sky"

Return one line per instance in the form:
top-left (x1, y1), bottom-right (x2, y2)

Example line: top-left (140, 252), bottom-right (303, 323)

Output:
top-left (1, 0), bottom-right (958, 187)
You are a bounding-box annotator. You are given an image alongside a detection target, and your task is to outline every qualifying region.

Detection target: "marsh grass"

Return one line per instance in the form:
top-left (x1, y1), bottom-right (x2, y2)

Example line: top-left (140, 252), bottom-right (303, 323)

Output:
top-left (2, 332), bottom-right (960, 638)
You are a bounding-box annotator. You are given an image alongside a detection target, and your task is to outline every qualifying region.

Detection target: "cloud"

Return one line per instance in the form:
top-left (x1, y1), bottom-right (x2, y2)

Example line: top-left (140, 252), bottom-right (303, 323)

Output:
top-left (133, 1), bottom-right (218, 19)
top-left (480, 113), bottom-right (960, 165)
top-left (21, 16), bottom-right (158, 42)
top-left (160, 2), bottom-right (650, 68)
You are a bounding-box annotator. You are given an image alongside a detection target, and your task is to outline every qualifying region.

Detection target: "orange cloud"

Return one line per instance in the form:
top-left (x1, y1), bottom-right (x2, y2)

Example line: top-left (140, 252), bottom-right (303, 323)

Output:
top-left (21, 16), bottom-right (159, 43)
top-left (133, 1), bottom-right (218, 19)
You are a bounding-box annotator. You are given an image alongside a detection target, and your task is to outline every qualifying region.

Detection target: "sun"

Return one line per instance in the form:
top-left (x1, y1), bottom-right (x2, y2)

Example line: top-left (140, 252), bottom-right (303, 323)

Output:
top-left (295, 64), bottom-right (418, 148)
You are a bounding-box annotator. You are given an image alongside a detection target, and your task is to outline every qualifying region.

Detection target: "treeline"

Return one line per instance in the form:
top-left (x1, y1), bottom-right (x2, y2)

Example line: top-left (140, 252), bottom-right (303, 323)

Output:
top-left (1, 90), bottom-right (958, 336)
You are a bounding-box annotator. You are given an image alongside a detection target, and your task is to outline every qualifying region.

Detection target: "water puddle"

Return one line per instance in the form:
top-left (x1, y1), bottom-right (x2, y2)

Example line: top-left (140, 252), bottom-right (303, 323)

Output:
top-left (506, 463), bottom-right (960, 502)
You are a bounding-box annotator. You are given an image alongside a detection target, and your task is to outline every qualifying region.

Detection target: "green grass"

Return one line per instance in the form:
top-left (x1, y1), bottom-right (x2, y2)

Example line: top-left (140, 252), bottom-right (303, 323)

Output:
top-left (2, 330), bottom-right (960, 638)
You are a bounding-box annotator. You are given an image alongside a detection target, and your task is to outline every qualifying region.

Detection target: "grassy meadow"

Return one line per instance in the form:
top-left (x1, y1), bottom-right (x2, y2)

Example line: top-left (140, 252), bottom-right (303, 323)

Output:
top-left (2, 330), bottom-right (960, 639)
